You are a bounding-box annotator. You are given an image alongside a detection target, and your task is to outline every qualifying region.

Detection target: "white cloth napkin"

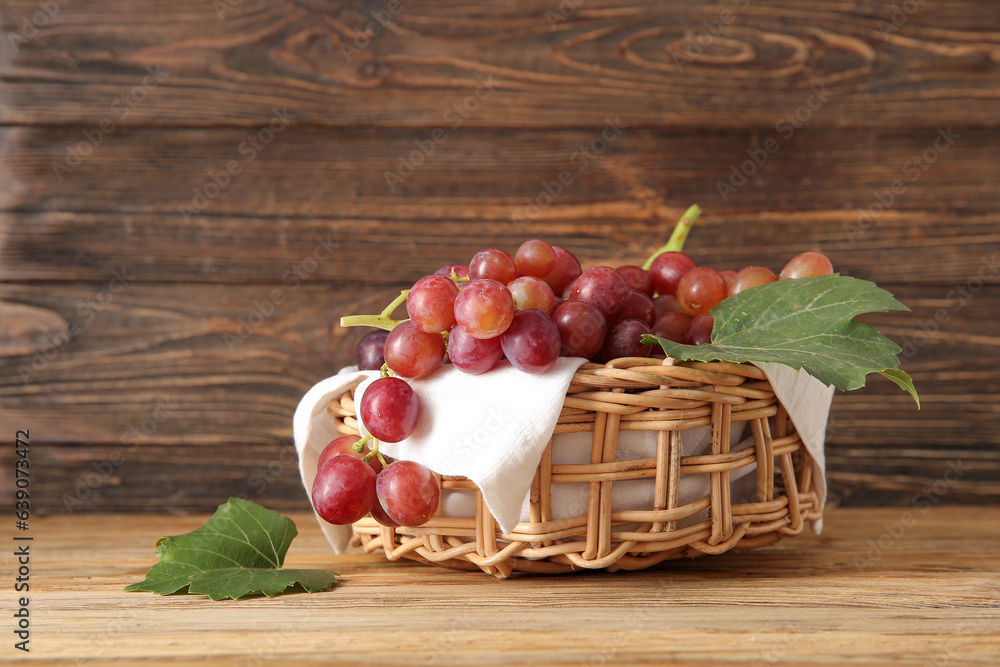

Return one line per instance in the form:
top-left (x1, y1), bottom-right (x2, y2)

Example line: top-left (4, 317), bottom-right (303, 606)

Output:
top-left (294, 360), bottom-right (833, 552)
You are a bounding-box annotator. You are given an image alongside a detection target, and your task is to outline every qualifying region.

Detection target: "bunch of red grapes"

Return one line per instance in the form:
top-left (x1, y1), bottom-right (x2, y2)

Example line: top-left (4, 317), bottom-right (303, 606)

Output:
top-left (311, 373), bottom-right (437, 528)
top-left (312, 239), bottom-right (834, 530)
top-left (355, 241), bottom-right (835, 376)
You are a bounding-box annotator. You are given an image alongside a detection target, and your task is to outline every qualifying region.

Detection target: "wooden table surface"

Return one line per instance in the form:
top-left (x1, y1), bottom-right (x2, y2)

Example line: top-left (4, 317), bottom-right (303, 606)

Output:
top-left (11, 506), bottom-right (998, 665)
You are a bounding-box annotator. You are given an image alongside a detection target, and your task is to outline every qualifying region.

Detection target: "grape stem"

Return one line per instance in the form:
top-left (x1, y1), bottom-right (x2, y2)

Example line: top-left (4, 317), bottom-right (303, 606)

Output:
top-left (340, 290), bottom-right (409, 331)
top-left (641, 204), bottom-right (702, 270)
top-left (361, 437), bottom-right (390, 469)
top-left (352, 434), bottom-right (373, 453)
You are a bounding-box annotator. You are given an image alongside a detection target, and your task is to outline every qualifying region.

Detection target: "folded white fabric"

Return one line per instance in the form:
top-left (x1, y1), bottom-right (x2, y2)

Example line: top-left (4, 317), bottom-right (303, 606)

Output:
top-left (294, 360), bottom-right (833, 553)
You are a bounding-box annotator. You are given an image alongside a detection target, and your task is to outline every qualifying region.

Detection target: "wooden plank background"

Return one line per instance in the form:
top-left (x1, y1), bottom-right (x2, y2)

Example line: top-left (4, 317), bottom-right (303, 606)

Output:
top-left (1, 0), bottom-right (997, 514)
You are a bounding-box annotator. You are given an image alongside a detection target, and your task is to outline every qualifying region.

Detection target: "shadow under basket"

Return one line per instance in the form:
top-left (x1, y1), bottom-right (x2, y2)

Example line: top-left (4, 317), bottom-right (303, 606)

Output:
top-left (326, 358), bottom-right (822, 578)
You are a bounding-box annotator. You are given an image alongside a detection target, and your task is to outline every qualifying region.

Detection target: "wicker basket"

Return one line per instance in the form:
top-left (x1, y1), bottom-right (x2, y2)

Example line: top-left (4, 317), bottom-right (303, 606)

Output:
top-left (326, 357), bottom-right (821, 578)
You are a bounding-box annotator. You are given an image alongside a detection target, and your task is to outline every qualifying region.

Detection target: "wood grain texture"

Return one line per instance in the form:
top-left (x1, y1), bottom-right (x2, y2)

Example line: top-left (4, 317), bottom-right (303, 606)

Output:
top-left (1, 1), bottom-right (998, 514)
top-left (2, 1), bottom-right (1000, 128)
top-left (1, 282), bottom-right (997, 513)
top-left (18, 507), bottom-right (1000, 664)
top-left (1, 126), bottom-right (998, 284)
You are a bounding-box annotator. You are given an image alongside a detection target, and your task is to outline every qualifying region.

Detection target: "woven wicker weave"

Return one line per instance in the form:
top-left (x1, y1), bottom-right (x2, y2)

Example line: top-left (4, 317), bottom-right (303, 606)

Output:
top-left (326, 357), bottom-right (821, 578)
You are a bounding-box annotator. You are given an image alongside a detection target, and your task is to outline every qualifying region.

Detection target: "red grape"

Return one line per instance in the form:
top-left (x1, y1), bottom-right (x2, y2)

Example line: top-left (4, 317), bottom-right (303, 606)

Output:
top-left (318, 434), bottom-right (382, 473)
top-left (376, 461), bottom-right (440, 527)
top-left (651, 311), bottom-right (692, 344)
top-left (552, 300), bottom-right (607, 359)
top-left (616, 290), bottom-right (656, 327)
top-left (470, 248), bottom-right (518, 284)
top-left (434, 263), bottom-right (470, 280)
top-left (407, 275), bottom-right (459, 333)
top-left (600, 318), bottom-right (653, 362)
top-left (780, 251), bottom-right (834, 279)
top-left (453, 279), bottom-right (515, 339)
top-left (515, 240), bottom-right (556, 278)
top-left (568, 266), bottom-right (629, 321)
top-left (360, 376), bottom-right (421, 443)
top-left (653, 294), bottom-right (684, 318)
top-left (649, 252), bottom-right (696, 296)
top-left (508, 276), bottom-right (557, 315)
top-left (500, 309), bottom-right (562, 374)
top-left (356, 329), bottom-right (389, 371)
top-left (729, 265), bottom-right (777, 296)
top-left (370, 499), bottom-right (400, 527)
top-left (384, 321), bottom-right (446, 378)
top-left (448, 325), bottom-right (503, 374)
top-left (676, 267), bottom-right (728, 316)
top-left (686, 313), bottom-right (714, 345)
top-left (312, 455), bottom-right (377, 525)
top-left (616, 265), bottom-right (655, 297)
top-left (541, 246), bottom-right (582, 295)
top-left (721, 270), bottom-right (737, 289)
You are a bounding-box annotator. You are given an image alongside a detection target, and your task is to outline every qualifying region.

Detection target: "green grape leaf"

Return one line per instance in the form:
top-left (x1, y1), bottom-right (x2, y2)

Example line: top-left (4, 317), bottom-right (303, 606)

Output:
top-left (641, 274), bottom-right (919, 405)
top-left (125, 498), bottom-right (337, 600)
top-left (878, 368), bottom-right (920, 409)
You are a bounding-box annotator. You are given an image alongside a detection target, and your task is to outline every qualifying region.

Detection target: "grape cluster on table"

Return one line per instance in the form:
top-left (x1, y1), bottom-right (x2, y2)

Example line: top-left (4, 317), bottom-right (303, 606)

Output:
top-left (312, 241), bottom-right (834, 529)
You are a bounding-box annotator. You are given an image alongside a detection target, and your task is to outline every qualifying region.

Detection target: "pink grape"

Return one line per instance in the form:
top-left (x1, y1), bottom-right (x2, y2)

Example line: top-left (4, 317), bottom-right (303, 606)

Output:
top-left (653, 294), bottom-right (684, 318)
top-left (508, 276), bottom-right (557, 315)
top-left (453, 279), bottom-right (515, 339)
top-left (500, 309), bottom-right (562, 374)
top-left (686, 313), bottom-right (714, 345)
top-left (721, 270), bottom-right (736, 289)
top-left (448, 325), bottom-right (503, 374)
top-left (568, 266), bottom-right (629, 321)
top-left (676, 267), bottom-right (728, 316)
top-left (384, 321), bottom-right (446, 378)
top-left (652, 311), bottom-right (692, 344)
top-left (600, 318), bottom-right (653, 362)
top-left (376, 461), bottom-right (440, 527)
top-left (552, 300), bottom-right (607, 359)
top-left (616, 265), bottom-right (655, 297)
top-left (616, 290), bottom-right (656, 327)
top-left (515, 239), bottom-right (556, 278)
top-left (317, 434), bottom-right (382, 474)
top-left (541, 246), bottom-right (582, 295)
top-left (780, 251), bottom-right (834, 279)
top-left (312, 455), bottom-right (377, 525)
top-left (470, 248), bottom-right (518, 284)
top-left (356, 329), bottom-right (389, 371)
top-left (434, 263), bottom-right (470, 280)
top-left (407, 275), bottom-right (459, 333)
top-left (649, 252), bottom-right (696, 296)
top-left (360, 376), bottom-right (421, 443)
top-left (370, 499), bottom-right (400, 527)
top-left (729, 265), bottom-right (777, 296)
